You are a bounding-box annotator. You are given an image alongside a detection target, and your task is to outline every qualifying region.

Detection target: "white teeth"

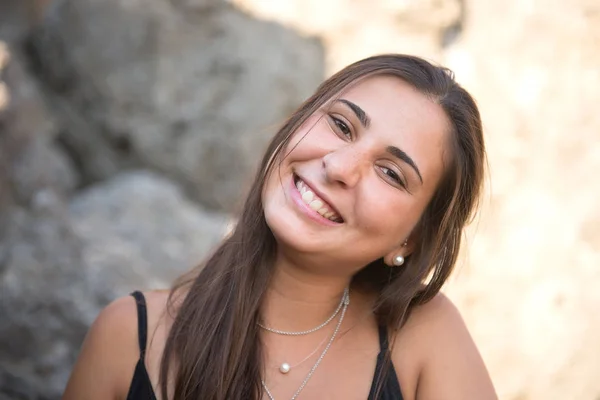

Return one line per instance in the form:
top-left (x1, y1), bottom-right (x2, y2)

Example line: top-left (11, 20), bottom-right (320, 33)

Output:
top-left (316, 207), bottom-right (328, 216)
top-left (301, 190), bottom-right (314, 203)
top-left (309, 199), bottom-right (323, 211)
top-left (295, 177), bottom-right (342, 222)
top-left (298, 182), bottom-right (307, 194)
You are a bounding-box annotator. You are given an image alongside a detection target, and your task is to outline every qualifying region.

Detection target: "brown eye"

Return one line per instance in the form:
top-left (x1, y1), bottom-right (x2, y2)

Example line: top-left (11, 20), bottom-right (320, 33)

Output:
top-left (330, 116), bottom-right (352, 139)
top-left (380, 166), bottom-right (407, 188)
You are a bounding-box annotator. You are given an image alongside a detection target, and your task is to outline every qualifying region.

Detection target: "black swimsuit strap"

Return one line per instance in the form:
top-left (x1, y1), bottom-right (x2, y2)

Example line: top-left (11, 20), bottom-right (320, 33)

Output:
top-left (377, 324), bottom-right (389, 354)
top-left (130, 291), bottom-right (148, 361)
top-left (368, 325), bottom-right (395, 399)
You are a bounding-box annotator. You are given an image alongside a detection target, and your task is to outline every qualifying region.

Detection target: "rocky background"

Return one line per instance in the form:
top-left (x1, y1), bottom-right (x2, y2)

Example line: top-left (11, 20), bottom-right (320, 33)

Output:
top-left (0, 0), bottom-right (598, 399)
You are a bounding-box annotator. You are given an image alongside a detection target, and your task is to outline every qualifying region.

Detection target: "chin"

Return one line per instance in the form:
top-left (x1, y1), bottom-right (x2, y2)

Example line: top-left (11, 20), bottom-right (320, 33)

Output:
top-left (264, 208), bottom-right (326, 255)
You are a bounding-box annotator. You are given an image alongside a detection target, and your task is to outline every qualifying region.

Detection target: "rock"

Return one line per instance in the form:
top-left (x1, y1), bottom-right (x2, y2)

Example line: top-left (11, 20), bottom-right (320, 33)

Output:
top-left (1, 1), bottom-right (321, 396)
top-left (0, 41), bottom-right (228, 398)
top-left (0, 42), bottom-right (13, 267)
top-left (233, 0), bottom-right (463, 73)
top-left (443, 1), bottom-right (600, 399)
top-left (0, 368), bottom-right (54, 400)
top-left (69, 170), bottom-right (228, 305)
top-left (0, 1), bottom-right (31, 44)
top-left (0, 171), bottom-right (228, 398)
top-left (0, 192), bottom-right (95, 399)
top-left (0, 43), bottom-right (79, 205)
top-left (0, 53), bottom-right (87, 391)
top-left (0, 47), bottom-right (86, 400)
top-left (169, 0), bottom-right (222, 10)
top-left (230, 1), bottom-right (600, 399)
top-left (5, 0), bottom-right (598, 398)
top-left (28, 0), bottom-right (324, 211)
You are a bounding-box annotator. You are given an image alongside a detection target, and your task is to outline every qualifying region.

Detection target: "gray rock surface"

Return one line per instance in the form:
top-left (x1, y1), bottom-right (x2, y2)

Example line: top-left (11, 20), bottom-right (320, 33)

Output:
top-left (1, 0), bottom-right (323, 397)
top-left (69, 170), bottom-right (228, 306)
top-left (28, 0), bottom-right (324, 211)
top-left (0, 170), bottom-right (228, 398)
top-left (0, 45), bottom-right (78, 205)
top-left (0, 192), bottom-right (93, 399)
top-left (1, 47), bottom-right (89, 399)
top-left (0, 1), bottom-right (32, 43)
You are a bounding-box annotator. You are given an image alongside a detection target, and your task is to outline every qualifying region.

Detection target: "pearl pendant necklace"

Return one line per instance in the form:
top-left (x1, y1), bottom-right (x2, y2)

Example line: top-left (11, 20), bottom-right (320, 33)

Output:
top-left (279, 363), bottom-right (291, 374)
top-left (261, 290), bottom-right (350, 400)
top-left (276, 332), bottom-right (330, 374)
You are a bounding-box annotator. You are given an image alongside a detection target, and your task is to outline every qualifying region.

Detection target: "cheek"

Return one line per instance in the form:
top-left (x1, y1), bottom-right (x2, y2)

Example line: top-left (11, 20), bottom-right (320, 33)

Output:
top-left (356, 190), bottom-right (422, 239)
top-left (263, 166), bottom-right (288, 206)
top-left (284, 114), bottom-right (335, 155)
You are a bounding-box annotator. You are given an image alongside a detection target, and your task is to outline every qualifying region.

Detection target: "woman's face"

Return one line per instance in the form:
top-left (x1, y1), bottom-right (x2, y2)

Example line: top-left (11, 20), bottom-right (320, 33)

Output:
top-left (262, 75), bottom-right (451, 273)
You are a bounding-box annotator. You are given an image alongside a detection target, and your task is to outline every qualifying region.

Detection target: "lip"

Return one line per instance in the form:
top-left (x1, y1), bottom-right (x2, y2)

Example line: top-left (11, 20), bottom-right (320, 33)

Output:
top-left (289, 174), bottom-right (344, 227)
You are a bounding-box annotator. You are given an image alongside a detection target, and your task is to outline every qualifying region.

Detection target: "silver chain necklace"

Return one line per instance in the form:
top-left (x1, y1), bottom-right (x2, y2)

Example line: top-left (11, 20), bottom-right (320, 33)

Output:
top-left (261, 290), bottom-right (350, 400)
top-left (258, 287), bottom-right (348, 336)
top-left (274, 329), bottom-right (330, 374)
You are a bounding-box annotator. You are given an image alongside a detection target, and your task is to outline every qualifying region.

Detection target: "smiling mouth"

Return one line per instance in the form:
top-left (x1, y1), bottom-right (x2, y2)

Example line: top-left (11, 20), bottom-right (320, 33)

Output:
top-left (293, 175), bottom-right (344, 223)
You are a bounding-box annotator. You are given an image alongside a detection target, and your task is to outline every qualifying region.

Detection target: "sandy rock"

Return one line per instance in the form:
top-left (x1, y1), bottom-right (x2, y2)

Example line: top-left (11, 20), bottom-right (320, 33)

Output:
top-left (233, 0), bottom-right (463, 73)
top-left (1, 0), bottom-right (597, 398)
top-left (443, 2), bottom-right (600, 399)
top-left (231, 1), bottom-right (600, 399)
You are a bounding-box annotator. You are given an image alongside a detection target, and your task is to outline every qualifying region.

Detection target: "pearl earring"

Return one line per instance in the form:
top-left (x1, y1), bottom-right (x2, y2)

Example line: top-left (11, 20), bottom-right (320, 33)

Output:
top-left (393, 255), bottom-right (405, 266)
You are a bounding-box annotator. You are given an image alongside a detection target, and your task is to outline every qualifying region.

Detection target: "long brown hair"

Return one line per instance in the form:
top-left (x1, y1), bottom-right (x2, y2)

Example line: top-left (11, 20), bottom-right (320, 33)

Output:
top-left (159, 54), bottom-right (485, 399)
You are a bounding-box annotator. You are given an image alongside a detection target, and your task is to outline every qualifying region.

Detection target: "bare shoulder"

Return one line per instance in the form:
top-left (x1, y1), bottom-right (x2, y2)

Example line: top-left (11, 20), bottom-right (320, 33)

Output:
top-left (63, 295), bottom-right (140, 399)
top-left (405, 292), bottom-right (465, 333)
top-left (391, 293), bottom-right (497, 400)
top-left (63, 290), bottom-right (173, 400)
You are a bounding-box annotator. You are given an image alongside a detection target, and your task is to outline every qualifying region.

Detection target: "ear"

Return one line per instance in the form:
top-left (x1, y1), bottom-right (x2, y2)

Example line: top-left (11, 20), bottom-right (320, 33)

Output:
top-left (383, 238), bottom-right (416, 266)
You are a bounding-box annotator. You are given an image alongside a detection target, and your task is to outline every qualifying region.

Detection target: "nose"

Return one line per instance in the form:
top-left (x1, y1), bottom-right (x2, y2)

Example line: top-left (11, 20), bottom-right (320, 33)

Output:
top-left (322, 146), bottom-right (364, 188)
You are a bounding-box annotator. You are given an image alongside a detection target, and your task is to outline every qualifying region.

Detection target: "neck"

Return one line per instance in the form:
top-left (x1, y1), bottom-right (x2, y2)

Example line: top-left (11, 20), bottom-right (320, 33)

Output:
top-left (260, 253), bottom-right (352, 332)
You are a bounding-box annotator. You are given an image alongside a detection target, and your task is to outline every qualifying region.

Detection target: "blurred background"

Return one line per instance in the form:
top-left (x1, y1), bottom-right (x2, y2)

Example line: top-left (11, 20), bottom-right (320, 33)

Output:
top-left (0, 0), bottom-right (598, 399)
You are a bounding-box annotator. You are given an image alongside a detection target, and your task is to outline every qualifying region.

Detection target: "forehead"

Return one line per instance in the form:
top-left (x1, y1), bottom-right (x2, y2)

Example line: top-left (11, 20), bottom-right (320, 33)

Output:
top-left (335, 75), bottom-right (451, 189)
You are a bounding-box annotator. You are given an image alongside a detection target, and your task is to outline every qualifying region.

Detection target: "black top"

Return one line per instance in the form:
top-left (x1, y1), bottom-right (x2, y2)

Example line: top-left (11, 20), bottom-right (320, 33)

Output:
top-left (126, 291), bottom-right (404, 400)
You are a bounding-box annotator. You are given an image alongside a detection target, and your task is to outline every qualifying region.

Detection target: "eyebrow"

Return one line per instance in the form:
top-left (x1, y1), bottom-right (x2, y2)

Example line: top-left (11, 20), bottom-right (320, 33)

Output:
top-left (386, 146), bottom-right (423, 184)
top-left (337, 98), bottom-right (423, 185)
top-left (338, 99), bottom-right (371, 128)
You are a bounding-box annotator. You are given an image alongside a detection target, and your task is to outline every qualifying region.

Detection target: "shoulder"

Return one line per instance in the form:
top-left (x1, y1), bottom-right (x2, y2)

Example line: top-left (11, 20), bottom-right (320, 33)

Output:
top-left (402, 292), bottom-right (466, 339)
top-left (63, 290), bottom-right (172, 400)
top-left (391, 293), bottom-right (497, 400)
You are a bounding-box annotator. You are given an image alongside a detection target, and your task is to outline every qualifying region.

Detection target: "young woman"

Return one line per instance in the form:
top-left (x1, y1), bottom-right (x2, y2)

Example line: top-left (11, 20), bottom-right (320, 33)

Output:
top-left (63, 54), bottom-right (497, 400)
